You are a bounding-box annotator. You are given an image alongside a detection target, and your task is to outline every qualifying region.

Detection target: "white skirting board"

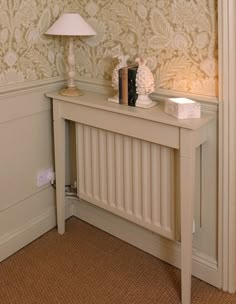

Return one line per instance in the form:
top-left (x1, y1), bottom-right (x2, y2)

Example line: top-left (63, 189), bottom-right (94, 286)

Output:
top-left (0, 201), bottom-right (73, 262)
top-left (0, 197), bottom-right (220, 288)
top-left (72, 198), bottom-right (220, 289)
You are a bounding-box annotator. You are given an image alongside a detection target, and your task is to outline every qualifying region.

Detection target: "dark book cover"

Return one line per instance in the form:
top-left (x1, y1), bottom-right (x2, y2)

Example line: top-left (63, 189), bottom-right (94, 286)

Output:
top-left (128, 66), bottom-right (138, 107)
top-left (118, 68), bottom-right (123, 104)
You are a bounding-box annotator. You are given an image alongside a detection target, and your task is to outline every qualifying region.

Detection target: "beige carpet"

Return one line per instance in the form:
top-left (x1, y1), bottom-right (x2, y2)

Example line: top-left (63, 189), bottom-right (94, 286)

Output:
top-left (0, 217), bottom-right (235, 304)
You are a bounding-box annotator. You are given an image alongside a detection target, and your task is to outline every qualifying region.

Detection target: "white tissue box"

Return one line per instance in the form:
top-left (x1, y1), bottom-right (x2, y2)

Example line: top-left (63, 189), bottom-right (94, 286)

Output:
top-left (164, 98), bottom-right (201, 119)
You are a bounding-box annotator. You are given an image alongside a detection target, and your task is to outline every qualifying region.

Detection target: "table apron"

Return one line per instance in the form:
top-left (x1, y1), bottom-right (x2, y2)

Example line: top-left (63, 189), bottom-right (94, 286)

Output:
top-left (59, 101), bottom-right (180, 149)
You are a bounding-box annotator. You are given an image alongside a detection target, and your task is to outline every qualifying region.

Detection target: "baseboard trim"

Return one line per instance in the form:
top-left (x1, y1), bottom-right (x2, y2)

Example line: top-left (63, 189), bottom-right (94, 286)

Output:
top-left (0, 200), bottom-right (73, 262)
top-left (0, 197), bottom-right (220, 288)
top-left (72, 198), bottom-right (220, 288)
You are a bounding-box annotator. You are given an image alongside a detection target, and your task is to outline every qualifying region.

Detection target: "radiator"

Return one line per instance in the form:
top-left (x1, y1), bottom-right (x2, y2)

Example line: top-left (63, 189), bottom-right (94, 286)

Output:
top-left (76, 123), bottom-right (176, 240)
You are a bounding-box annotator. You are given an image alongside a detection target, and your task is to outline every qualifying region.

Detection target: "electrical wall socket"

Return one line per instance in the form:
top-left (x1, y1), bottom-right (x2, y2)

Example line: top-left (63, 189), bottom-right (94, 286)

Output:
top-left (37, 168), bottom-right (55, 187)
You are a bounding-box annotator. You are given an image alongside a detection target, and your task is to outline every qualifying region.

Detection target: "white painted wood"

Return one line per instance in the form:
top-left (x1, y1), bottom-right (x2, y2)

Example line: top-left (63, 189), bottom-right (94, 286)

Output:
top-left (141, 141), bottom-right (151, 223)
top-left (76, 124), bottom-right (85, 195)
top-left (0, 198), bottom-right (72, 262)
top-left (180, 129), bottom-right (195, 304)
top-left (91, 128), bottom-right (99, 200)
top-left (68, 121), bottom-right (77, 185)
top-left (151, 144), bottom-right (161, 227)
top-left (0, 80), bottom-right (213, 293)
top-left (161, 146), bottom-right (175, 232)
top-left (0, 84), bottom-right (57, 226)
top-left (59, 101), bottom-right (180, 149)
top-left (0, 187), bottom-right (54, 238)
top-left (123, 136), bottom-right (133, 214)
top-left (0, 81), bottom-right (71, 262)
top-left (0, 77), bottom-right (219, 296)
top-left (218, 0), bottom-right (236, 293)
top-left (0, 112), bottom-right (53, 210)
top-left (53, 100), bottom-right (66, 234)
top-left (83, 125), bottom-right (92, 197)
top-left (160, 147), bottom-right (168, 228)
top-left (115, 134), bottom-right (124, 211)
top-left (133, 138), bottom-right (142, 219)
top-left (0, 71), bottom-right (219, 295)
top-left (47, 91), bottom-right (211, 131)
top-left (98, 129), bottom-right (108, 204)
top-left (0, 76), bottom-right (65, 95)
top-left (76, 125), bottom-right (177, 240)
top-left (107, 132), bottom-right (116, 208)
top-left (193, 118), bottom-right (218, 260)
top-left (49, 92), bottom-right (213, 303)
top-left (75, 77), bottom-right (219, 104)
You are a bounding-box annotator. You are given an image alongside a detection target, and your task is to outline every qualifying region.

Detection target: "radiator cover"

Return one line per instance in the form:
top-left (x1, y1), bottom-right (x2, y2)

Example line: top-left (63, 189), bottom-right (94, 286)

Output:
top-left (76, 123), bottom-right (176, 240)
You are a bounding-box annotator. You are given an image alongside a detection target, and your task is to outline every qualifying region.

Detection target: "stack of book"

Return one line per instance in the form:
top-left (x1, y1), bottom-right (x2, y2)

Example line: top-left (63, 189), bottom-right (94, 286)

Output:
top-left (118, 65), bottom-right (138, 106)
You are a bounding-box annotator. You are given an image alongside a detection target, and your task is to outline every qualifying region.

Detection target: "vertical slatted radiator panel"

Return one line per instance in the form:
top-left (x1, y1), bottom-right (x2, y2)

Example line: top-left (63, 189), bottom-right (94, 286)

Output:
top-left (76, 124), bottom-right (176, 240)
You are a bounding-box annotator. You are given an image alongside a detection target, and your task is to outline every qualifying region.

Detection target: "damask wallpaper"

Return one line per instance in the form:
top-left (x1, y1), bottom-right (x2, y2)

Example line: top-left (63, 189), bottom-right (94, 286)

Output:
top-left (0, 0), bottom-right (218, 97)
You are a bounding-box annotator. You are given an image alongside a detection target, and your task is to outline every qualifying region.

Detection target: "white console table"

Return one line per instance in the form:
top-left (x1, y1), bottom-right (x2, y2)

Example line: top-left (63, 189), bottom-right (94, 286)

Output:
top-left (47, 91), bottom-right (213, 304)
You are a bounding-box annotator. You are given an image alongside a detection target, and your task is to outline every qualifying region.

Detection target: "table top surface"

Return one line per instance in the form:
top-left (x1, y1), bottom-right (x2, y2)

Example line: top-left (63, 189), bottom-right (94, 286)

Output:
top-left (47, 91), bottom-right (214, 131)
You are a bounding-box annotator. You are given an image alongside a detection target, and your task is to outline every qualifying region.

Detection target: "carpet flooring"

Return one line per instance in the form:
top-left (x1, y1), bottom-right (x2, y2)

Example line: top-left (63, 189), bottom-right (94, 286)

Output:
top-left (0, 217), bottom-right (236, 304)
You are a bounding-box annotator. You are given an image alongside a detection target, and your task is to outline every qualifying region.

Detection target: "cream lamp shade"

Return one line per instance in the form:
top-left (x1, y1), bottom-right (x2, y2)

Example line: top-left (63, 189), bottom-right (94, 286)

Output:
top-left (45, 13), bottom-right (96, 36)
top-left (45, 13), bottom-right (96, 96)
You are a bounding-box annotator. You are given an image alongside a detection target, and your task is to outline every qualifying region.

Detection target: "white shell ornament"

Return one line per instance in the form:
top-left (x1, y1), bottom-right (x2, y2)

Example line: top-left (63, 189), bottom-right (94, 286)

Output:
top-left (135, 57), bottom-right (157, 108)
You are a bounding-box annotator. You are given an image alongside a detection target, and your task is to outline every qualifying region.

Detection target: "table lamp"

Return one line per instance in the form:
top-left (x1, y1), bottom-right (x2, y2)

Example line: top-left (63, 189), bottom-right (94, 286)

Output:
top-left (45, 13), bottom-right (96, 96)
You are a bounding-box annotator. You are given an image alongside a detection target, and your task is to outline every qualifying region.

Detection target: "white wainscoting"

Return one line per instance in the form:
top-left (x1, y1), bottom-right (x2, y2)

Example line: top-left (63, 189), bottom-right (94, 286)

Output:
top-left (0, 79), bottom-right (69, 262)
top-left (0, 196), bottom-right (72, 262)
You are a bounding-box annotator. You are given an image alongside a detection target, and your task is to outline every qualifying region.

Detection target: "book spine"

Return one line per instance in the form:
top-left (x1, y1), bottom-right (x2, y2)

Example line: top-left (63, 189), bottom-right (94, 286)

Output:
top-left (122, 68), bottom-right (128, 105)
top-left (118, 68), bottom-right (123, 104)
top-left (128, 66), bottom-right (138, 107)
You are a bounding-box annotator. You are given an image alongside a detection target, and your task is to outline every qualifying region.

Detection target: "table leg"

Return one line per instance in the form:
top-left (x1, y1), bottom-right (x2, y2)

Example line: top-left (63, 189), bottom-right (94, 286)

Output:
top-left (179, 130), bottom-right (196, 304)
top-left (53, 100), bottom-right (66, 234)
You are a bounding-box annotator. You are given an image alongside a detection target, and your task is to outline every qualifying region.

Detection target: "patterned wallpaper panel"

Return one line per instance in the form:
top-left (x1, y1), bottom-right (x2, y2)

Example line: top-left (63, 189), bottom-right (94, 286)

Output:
top-left (0, 0), bottom-right (218, 97)
top-left (0, 0), bottom-right (67, 85)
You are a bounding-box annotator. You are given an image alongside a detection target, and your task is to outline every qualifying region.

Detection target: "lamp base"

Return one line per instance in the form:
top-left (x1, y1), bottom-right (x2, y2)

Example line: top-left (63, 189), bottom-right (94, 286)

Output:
top-left (59, 86), bottom-right (82, 97)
